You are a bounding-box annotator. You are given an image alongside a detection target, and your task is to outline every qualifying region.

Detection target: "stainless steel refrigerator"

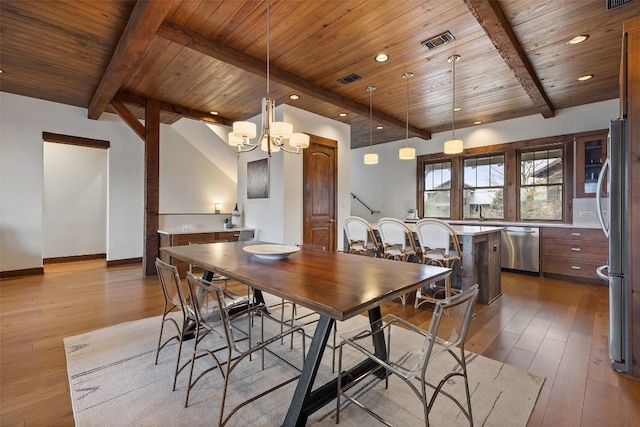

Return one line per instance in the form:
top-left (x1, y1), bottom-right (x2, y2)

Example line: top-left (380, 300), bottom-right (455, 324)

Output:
top-left (596, 118), bottom-right (629, 373)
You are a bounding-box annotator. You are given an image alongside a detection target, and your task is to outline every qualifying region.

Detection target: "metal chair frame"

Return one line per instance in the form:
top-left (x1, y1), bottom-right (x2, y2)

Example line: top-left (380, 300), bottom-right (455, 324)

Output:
top-left (184, 273), bottom-right (307, 426)
top-left (336, 285), bottom-right (479, 426)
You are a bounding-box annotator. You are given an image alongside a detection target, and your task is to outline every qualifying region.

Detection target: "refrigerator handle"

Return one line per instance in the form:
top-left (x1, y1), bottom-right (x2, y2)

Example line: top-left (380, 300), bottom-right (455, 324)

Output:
top-left (596, 265), bottom-right (609, 281)
top-left (596, 158), bottom-right (610, 238)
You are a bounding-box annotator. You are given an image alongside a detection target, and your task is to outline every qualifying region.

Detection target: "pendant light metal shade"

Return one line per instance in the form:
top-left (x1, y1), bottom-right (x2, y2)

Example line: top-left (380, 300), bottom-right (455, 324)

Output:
top-left (364, 86), bottom-right (378, 165)
top-left (399, 72), bottom-right (415, 160)
top-left (444, 55), bottom-right (463, 155)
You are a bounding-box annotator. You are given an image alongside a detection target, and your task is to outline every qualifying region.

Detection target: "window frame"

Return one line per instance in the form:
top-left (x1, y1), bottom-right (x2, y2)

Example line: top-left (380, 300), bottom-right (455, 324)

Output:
top-left (417, 133), bottom-right (579, 223)
top-left (461, 153), bottom-right (506, 220)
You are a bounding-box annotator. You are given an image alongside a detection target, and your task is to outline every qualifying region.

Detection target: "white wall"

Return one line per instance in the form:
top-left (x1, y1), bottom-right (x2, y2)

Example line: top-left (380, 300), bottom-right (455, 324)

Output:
top-left (160, 125), bottom-right (237, 214)
top-left (235, 104), bottom-right (351, 248)
top-left (43, 143), bottom-right (107, 258)
top-left (0, 92), bottom-right (144, 270)
top-left (350, 99), bottom-right (620, 220)
top-left (0, 92), bottom-right (237, 272)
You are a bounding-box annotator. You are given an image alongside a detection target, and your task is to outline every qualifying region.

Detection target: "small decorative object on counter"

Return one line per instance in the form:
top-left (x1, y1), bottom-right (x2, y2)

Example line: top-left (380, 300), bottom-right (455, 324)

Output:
top-left (231, 203), bottom-right (242, 227)
top-left (405, 208), bottom-right (419, 220)
top-left (224, 218), bottom-right (232, 229)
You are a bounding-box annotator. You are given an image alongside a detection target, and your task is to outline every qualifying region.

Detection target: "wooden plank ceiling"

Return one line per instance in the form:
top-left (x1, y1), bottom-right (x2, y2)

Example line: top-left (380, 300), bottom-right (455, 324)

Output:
top-left (1, 0), bottom-right (638, 149)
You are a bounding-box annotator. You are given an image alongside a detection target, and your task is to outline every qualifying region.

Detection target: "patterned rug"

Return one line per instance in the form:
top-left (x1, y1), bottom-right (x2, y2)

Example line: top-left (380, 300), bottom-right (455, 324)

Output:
top-left (64, 309), bottom-right (544, 426)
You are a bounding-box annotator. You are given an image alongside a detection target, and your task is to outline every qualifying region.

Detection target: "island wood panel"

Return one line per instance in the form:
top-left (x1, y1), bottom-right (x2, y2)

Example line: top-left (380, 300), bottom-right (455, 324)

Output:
top-left (457, 230), bottom-right (502, 304)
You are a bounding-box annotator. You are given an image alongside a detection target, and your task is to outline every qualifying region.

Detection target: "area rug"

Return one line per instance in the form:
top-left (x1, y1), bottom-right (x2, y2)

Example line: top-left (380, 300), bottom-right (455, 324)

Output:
top-left (64, 307), bottom-right (544, 426)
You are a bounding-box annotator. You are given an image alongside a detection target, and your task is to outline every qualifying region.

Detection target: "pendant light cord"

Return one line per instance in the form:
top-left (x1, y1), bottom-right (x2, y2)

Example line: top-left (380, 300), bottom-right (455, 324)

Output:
top-left (451, 55), bottom-right (456, 139)
top-left (266, 0), bottom-right (270, 97)
top-left (368, 86), bottom-right (375, 152)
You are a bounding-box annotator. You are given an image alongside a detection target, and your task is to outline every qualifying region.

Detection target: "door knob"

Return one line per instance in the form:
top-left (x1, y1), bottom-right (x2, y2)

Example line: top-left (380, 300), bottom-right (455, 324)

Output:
top-left (329, 219), bottom-right (335, 223)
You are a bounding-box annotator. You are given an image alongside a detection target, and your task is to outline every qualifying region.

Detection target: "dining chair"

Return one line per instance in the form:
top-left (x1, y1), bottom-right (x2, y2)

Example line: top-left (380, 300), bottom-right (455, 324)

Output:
top-left (236, 229), bottom-right (254, 242)
top-left (154, 258), bottom-right (192, 391)
top-left (377, 217), bottom-right (419, 304)
top-left (344, 216), bottom-right (381, 257)
top-left (184, 273), bottom-right (307, 426)
top-left (413, 218), bottom-right (463, 308)
top-left (336, 284), bottom-right (479, 426)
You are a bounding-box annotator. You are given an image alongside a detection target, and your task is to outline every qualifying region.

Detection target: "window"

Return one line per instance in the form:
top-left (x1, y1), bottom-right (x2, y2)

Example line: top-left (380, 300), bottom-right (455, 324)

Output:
top-left (423, 161), bottom-right (451, 218)
top-left (416, 132), bottom-right (580, 223)
top-left (519, 148), bottom-right (563, 220)
top-left (463, 155), bottom-right (504, 220)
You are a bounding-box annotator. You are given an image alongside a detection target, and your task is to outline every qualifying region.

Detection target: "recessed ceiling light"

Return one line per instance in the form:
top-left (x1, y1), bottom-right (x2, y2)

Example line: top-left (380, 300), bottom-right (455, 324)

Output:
top-left (375, 53), bottom-right (389, 63)
top-left (289, 94), bottom-right (300, 100)
top-left (474, 120), bottom-right (482, 125)
top-left (0, 69), bottom-right (4, 73)
top-left (567, 35), bottom-right (589, 45)
top-left (339, 112), bottom-right (348, 117)
top-left (453, 107), bottom-right (462, 112)
top-left (578, 74), bottom-right (594, 81)
top-left (209, 111), bottom-right (219, 115)
top-left (376, 125), bottom-right (383, 130)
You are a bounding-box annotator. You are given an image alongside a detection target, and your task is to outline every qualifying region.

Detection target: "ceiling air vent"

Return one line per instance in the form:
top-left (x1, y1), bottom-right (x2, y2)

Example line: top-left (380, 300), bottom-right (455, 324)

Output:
top-left (337, 73), bottom-right (361, 84)
top-left (421, 31), bottom-right (455, 50)
top-left (606, 0), bottom-right (633, 9)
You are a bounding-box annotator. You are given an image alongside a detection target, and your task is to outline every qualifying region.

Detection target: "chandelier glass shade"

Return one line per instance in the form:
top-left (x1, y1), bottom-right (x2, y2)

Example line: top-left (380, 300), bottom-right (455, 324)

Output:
top-left (229, 0), bottom-right (309, 155)
top-left (443, 54), bottom-right (463, 155)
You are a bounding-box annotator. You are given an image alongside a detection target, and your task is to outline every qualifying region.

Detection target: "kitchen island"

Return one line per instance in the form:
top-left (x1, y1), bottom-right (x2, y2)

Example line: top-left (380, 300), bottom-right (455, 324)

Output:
top-left (371, 222), bottom-right (503, 304)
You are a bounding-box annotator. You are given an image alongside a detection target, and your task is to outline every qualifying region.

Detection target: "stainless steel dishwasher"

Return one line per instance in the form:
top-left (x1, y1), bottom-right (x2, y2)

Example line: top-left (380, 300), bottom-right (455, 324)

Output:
top-left (501, 227), bottom-right (540, 273)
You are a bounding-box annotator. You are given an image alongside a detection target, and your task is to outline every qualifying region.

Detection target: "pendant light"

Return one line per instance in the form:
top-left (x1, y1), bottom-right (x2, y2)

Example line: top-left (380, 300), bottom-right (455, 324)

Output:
top-left (230, 0), bottom-right (309, 155)
top-left (364, 86), bottom-right (378, 165)
top-left (443, 55), bottom-right (463, 155)
top-left (399, 72), bottom-right (415, 160)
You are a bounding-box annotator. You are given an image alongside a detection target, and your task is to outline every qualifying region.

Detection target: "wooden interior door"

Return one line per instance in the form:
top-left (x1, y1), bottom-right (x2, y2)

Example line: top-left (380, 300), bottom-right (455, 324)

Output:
top-left (302, 135), bottom-right (338, 251)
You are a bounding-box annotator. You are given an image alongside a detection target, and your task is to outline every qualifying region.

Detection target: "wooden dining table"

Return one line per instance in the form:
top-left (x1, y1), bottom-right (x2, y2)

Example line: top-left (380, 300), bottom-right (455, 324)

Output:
top-left (160, 241), bottom-right (451, 426)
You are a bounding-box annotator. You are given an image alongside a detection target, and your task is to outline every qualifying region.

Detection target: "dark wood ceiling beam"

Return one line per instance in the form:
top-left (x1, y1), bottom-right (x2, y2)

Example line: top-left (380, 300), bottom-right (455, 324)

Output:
top-left (157, 20), bottom-right (432, 140)
top-left (88, 0), bottom-right (177, 120)
top-left (114, 92), bottom-right (234, 126)
top-left (464, 0), bottom-right (555, 118)
top-left (111, 99), bottom-right (145, 140)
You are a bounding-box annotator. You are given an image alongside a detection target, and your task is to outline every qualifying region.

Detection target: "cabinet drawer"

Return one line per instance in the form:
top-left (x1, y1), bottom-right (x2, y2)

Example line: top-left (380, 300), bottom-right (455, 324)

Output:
top-left (542, 227), bottom-right (606, 242)
top-left (172, 232), bottom-right (216, 245)
top-left (544, 258), bottom-right (606, 282)
top-left (542, 239), bottom-right (607, 262)
top-left (216, 231), bottom-right (239, 242)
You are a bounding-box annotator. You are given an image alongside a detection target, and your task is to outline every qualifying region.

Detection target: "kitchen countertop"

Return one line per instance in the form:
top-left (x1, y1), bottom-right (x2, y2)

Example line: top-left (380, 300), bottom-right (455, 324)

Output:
top-left (407, 220), bottom-right (602, 229)
top-left (158, 227), bottom-right (254, 235)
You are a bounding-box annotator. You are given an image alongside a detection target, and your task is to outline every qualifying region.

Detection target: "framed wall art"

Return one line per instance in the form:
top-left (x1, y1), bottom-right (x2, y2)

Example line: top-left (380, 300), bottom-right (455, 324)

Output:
top-left (247, 158), bottom-right (269, 199)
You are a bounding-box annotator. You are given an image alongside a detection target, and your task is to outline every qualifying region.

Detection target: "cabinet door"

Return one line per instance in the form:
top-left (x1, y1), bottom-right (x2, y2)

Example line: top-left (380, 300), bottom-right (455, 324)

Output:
top-left (575, 131), bottom-right (608, 198)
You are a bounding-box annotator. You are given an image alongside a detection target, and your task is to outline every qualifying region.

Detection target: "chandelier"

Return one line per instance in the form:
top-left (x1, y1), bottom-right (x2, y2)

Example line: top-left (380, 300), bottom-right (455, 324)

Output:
top-left (443, 55), bottom-right (463, 155)
top-left (228, 0), bottom-right (309, 155)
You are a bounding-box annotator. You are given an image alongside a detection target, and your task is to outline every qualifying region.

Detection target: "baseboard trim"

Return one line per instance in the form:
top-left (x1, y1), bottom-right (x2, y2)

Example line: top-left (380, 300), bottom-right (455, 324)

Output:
top-left (106, 257), bottom-right (142, 267)
top-left (0, 267), bottom-right (45, 279)
top-left (44, 253), bottom-right (106, 265)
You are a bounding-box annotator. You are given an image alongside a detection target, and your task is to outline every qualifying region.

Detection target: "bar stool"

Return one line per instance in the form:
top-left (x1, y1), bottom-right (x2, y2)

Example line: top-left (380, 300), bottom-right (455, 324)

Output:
top-left (413, 218), bottom-right (462, 308)
top-left (377, 217), bottom-right (419, 305)
top-left (343, 216), bottom-right (381, 257)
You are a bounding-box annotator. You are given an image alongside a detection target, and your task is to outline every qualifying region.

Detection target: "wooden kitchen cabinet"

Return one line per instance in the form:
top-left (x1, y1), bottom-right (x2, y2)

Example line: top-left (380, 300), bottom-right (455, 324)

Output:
top-left (575, 130), bottom-right (608, 198)
top-left (541, 227), bottom-right (607, 284)
top-left (159, 229), bottom-right (254, 277)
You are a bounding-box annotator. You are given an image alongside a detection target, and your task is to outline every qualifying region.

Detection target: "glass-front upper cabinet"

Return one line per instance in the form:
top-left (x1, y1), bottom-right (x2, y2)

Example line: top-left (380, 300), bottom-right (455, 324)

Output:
top-left (575, 131), bottom-right (608, 198)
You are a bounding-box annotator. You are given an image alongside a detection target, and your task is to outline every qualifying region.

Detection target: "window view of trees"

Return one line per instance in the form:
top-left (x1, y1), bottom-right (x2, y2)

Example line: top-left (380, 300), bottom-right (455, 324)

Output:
top-left (520, 148), bottom-right (563, 220)
top-left (423, 161), bottom-right (451, 218)
top-left (463, 155), bottom-right (505, 220)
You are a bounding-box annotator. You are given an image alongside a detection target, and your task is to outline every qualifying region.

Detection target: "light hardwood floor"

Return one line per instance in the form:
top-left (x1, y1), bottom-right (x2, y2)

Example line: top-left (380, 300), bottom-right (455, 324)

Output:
top-left (1, 260), bottom-right (639, 426)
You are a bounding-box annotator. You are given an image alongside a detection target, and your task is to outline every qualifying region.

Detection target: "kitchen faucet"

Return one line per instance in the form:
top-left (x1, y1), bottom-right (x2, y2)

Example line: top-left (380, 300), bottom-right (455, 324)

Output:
top-left (475, 205), bottom-right (485, 221)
